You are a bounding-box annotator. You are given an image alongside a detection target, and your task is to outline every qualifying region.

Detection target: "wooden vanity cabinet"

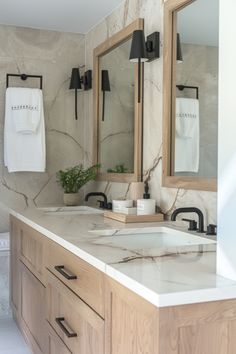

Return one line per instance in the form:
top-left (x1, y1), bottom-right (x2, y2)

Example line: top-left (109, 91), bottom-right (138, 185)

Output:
top-left (10, 215), bottom-right (105, 354)
top-left (105, 277), bottom-right (159, 354)
top-left (46, 239), bottom-right (105, 317)
top-left (46, 271), bottom-right (104, 354)
top-left (105, 278), bottom-right (236, 354)
top-left (159, 299), bottom-right (236, 354)
top-left (19, 220), bottom-right (46, 284)
top-left (10, 215), bottom-right (236, 354)
top-left (20, 262), bottom-right (48, 354)
top-left (47, 324), bottom-right (72, 354)
top-left (10, 215), bottom-right (48, 354)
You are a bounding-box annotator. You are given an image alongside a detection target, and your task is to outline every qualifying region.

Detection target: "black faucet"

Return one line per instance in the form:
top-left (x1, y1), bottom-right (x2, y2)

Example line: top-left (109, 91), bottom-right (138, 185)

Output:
top-left (171, 207), bottom-right (205, 233)
top-left (84, 192), bottom-right (109, 209)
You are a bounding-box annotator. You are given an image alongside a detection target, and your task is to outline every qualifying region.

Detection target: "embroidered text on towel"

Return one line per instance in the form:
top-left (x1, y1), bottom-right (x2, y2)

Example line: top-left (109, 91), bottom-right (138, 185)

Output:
top-left (11, 105), bottom-right (39, 111)
top-left (176, 113), bottom-right (197, 119)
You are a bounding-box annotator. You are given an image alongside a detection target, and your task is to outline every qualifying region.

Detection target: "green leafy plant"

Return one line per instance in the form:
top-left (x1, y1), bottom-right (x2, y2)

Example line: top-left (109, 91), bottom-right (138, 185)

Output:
top-left (107, 164), bottom-right (128, 173)
top-left (57, 164), bottom-right (100, 194)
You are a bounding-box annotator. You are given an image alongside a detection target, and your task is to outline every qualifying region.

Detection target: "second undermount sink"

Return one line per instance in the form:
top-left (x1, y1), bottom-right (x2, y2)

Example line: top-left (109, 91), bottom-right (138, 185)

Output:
top-left (38, 206), bottom-right (104, 216)
top-left (89, 226), bottom-right (216, 250)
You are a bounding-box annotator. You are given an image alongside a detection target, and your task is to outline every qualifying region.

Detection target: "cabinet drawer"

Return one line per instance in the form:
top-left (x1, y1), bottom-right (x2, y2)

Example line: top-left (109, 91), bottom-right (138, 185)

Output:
top-left (46, 240), bottom-right (104, 317)
top-left (47, 323), bottom-right (72, 354)
top-left (20, 262), bottom-right (47, 354)
top-left (46, 271), bottom-right (104, 354)
top-left (20, 221), bottom-right (46, 284)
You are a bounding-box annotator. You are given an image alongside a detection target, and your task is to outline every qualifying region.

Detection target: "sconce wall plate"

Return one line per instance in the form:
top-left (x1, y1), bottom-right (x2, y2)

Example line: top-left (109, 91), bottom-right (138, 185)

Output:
top-left (83, 70), bottom-right (92, 90)
top-left (146, 32), bottom-right (160, 61)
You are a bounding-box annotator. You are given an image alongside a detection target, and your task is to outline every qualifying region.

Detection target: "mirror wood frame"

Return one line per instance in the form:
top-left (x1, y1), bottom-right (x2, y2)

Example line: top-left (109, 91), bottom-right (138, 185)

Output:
top-left (93, 19), bottom-right (144, 183)
top-left (162, 0), bottom-right (217, 192)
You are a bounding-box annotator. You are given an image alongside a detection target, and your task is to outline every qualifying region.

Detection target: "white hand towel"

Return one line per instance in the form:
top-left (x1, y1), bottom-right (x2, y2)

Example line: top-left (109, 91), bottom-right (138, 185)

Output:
top-left (175, 97), bottom-right (199, 173)
top-left (176, 98), bottom-right (199, 138)
top-left (4, 87), bottom-right (46, 172)
top-left (6, 87), bottom-right (42, 134)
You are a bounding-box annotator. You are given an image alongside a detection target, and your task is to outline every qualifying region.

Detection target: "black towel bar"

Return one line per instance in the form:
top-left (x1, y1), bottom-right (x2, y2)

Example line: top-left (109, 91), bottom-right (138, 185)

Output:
top-left (176, 84), bottom-right (199, 99)
top-left (6, 73), bottom-right (43, 89)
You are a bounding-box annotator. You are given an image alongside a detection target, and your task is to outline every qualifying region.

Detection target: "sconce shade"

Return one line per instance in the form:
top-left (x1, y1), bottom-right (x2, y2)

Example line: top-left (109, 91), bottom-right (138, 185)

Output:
top-left (129, 30), bottom-right (148, 62)
top-left (69, 68), bottom-right (82, 89)
top-left (101, 70), bottom-right (111, 91)
top-left (177, 33), bottom-right (183, 63)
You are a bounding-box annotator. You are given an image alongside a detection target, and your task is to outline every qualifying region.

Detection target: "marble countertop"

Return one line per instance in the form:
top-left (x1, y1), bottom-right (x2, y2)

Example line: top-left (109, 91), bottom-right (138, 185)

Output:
top-left (10, 206), bottom-right (236, 308)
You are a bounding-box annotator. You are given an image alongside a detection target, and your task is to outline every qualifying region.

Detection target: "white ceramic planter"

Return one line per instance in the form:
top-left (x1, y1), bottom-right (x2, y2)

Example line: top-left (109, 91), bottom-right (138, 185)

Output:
top-left (63, 193), bottom-right (80, 206)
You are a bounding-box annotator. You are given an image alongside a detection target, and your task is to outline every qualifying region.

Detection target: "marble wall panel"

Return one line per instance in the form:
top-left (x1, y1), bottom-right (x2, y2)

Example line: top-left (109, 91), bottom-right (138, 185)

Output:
top-left (0, 25), bottom-right (85, 231)
top-left (84, 0), bottom-right (217, 225)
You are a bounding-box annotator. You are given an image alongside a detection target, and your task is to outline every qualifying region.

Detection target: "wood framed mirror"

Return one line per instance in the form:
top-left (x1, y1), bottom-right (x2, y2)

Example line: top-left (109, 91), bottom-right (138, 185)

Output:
top-left (163, 0), bottom-right (218, 191)
top-left (93, 19), bottom-right (144, 182)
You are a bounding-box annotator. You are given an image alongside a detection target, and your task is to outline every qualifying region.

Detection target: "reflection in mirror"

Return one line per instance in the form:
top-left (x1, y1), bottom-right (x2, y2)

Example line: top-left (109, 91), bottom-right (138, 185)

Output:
top-left (173, 0), bottom-right (219, 179)
top-left (98, 38), bottom-right (135, 174)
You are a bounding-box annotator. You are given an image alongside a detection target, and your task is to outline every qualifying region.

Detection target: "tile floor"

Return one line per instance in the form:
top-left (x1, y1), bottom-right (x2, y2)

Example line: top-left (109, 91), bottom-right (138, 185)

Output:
top-left (0, 318), bottom-right (31, 354)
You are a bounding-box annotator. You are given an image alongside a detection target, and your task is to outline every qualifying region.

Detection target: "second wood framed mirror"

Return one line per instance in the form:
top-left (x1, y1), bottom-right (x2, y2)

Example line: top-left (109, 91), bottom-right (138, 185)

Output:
top-left (163, 0), bottom-right (218, 191)
top-left (93, 19), bottom-right (144, 182)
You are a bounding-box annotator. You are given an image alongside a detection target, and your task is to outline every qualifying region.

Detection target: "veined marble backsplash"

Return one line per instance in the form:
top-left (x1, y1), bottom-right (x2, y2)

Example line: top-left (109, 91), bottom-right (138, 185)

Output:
top-left (84, 0), bottom-right (217, 225)
top-left (0, 25), bottom-right (85, 231)
top-left (0, 0), bottom-right (217, 229)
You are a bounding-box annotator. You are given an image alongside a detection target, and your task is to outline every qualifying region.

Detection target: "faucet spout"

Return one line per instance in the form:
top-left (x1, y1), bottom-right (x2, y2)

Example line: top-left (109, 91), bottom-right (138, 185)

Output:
top-left (84, 192), bottom-right (108, 205)
top-left (171, 207), bottom-right (205, 233)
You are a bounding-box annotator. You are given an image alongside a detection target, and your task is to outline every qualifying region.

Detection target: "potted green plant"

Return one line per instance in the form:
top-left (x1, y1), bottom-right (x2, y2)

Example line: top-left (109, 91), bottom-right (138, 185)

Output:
top-left (56, 164), bottom-right (99, 206)
top-left (107, 163), bottom-right (128, 173)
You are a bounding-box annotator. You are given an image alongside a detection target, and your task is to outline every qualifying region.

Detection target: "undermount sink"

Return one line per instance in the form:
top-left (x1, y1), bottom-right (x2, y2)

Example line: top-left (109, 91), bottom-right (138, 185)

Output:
top-left (89, 226), bottom-right (216, 250)
top-left (38, 206), bottom-right (104, 216)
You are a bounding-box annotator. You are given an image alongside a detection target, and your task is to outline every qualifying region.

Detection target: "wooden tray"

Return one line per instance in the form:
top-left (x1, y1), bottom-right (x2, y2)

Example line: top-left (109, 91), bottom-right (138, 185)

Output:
top-left (104, 211), bottom-right (164, 223)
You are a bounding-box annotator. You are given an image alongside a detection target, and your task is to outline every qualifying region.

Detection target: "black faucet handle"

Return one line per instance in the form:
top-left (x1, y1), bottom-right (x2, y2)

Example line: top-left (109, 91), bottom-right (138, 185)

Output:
top-left (97, 200), bottom-right (105, 209)
top-left (182, 218), bottom-right (198, 231)
top-left (206, 224), bottom-right (217, 236)
top-left (107, 202), bottom-right (112, 210)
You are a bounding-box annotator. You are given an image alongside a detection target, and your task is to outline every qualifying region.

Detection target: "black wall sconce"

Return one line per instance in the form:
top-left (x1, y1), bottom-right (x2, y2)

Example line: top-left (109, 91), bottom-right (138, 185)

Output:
top-left (177, 33), bottom-right (183, 63)
top-left (129, 30), bottom-right (160, 103)
top-left (101, 70), bottom-right (111, 121)
top-left (69, 68), bottom-right (92, 120)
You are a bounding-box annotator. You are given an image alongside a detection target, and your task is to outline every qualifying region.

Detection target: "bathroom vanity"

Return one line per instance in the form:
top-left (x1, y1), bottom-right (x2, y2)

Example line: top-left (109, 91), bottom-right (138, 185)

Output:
top-left (9, 208), bottom-right (236, 354)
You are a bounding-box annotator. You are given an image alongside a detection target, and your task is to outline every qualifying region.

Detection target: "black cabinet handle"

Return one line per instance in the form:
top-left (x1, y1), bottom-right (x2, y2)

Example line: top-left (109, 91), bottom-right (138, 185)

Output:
top-left (55, 317), bottom-right (77, 338)
top-left (54, 265), bottom-right (77, 280)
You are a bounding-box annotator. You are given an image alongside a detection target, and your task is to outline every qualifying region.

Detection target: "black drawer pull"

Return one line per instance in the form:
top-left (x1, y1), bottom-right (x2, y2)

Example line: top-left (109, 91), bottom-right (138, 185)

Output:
top-left (54, 265), bottom-right (77, 280)
top-left (55, 317), bottom-right (77, 338)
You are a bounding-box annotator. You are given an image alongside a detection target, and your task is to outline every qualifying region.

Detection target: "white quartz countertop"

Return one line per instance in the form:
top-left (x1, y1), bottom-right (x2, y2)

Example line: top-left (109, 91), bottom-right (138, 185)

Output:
top-left (10, 207), bottom-right (236, 308)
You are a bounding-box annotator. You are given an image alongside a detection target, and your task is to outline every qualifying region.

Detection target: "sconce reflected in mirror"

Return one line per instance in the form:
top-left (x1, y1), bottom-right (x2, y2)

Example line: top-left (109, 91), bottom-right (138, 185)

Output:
top-left (177, 33), bottom-right (183, 63)
top-left (69, 68), bottom-right (92, 120)
top-left (101, 70), bottom-right (111, 121)
top-left (93, 18), bottom-right (144, 182)
top-left (129, 29), bottom-right (160, 103)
